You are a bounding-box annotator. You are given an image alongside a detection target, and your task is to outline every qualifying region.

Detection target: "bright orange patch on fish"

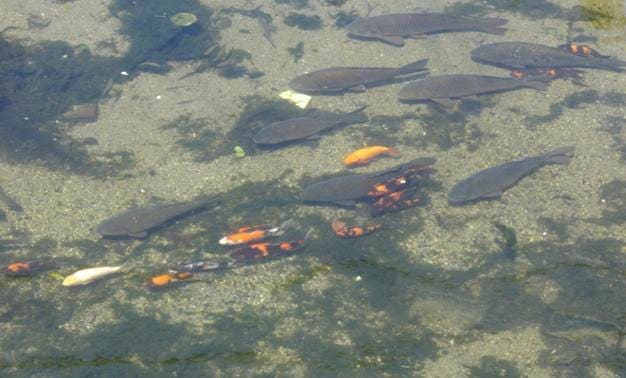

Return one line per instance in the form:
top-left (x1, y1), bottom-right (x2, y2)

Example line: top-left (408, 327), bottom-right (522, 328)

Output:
top-left (331, 220), bottom-right (382, 238)
top-left (147, 271), bottom-right (193, 289)
top-left (220, 224), bottom-right (282, 245)
top-left (510, 70), bottom-right (526, 80)
top-left (7, 262), bottom-right (30, 273)
top-left (343, 146), bottom-right (400, 167)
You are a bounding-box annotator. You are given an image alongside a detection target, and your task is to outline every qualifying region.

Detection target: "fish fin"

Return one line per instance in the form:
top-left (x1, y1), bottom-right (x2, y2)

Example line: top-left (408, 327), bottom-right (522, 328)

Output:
top-left (128, 231), bottom-right (149, 238)
top-left (521, 79), bottom-right (550, 91)
top-left (386, 147), bottom-right (401, 157)
top-left (379, 36), bottom-right (405, 46)
top-left (398, 59), bottom-right (429, 75)
top-left (542, 146), bottom-right (575, 165)
top-left (482, 191), bottom-right (504, 200)
top-left (331, 200), bottom-right (357, 207)
top-left (348, 84), bottom-right (368, 92)
top-left (431, 98), bottom-right (456, 108)
top-left (478, 18), bottom-right (509, 35)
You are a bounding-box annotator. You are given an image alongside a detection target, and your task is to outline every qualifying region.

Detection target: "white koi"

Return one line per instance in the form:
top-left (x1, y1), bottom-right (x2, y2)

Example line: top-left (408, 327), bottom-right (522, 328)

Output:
top-left (62, 266), bottom-right (122, 287)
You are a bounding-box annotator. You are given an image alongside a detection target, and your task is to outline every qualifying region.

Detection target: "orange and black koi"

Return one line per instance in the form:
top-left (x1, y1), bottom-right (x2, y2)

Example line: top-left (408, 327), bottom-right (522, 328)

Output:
top-left (370, 189), bottom-right (421, 216)
top-left (367, 175), bottom-right (410, 197)
top-left (331, 220), bottom-right (382, 238)
top-left (231, 238), bottom-right (306, 263)
top-left (558, 43), bottom-right (609, 58)
top-left (146, 271), bottom-right (193, 289)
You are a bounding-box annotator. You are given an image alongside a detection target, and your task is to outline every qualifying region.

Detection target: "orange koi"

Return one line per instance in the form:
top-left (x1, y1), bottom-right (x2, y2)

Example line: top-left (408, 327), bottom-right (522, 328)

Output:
top-left (219, 220), bottom-right (294, 245)
top-left (147, 271), bottom-right (193, 289)
top-left (3, 261), bottom-right (32, 276)
top-left (331, 220), bottom-right (382, 238)
top-left (343, 146), bottom-right (400, 167)
top-left (2, 260), bottom-right (46, 277)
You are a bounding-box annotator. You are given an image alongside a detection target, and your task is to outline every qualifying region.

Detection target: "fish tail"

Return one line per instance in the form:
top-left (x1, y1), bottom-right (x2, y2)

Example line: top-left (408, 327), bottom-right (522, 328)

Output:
top-left (521, 79), bottom-right (550, 91)
top-left (398, 59), bottom-right (429, 75)
top-left (478, 18), bottom-right (508, 35)
top-left (386, 147), bottom-right (401, 157)
top-left (543, 146), bottom-right (575, 165)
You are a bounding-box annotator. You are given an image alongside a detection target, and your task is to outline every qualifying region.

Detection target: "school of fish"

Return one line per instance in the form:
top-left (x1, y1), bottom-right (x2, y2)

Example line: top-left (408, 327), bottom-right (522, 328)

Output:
top-left (6, 8), bottom-right (626, 291)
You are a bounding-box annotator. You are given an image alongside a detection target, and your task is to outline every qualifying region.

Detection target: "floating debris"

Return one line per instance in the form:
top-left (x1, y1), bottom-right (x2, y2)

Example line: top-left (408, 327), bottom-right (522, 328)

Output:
top-left (170, 12), bottom-right (198, 27)
top-left (279, 90), bottom-right (312, 109)
top-left (233, 145), bottom-right (246, 157)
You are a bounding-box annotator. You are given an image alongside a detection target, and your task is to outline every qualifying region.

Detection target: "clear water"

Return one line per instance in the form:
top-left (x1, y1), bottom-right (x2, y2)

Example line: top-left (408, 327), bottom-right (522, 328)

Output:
top-left (0, 0), bottom-right (625, 375)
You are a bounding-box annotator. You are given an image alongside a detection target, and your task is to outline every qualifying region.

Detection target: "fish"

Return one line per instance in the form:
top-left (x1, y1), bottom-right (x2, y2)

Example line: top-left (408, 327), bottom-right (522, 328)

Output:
top-left (253, 107), bottom-right (368, 145)
top-left (2, 260), bottom-right (45, 277)
top-left (146, 271), bottom-right (193, 289)
top-left (346, 13), bottom-right (508, 46)
top-left (301, 157), bottom-right (436, 206)
top-left (398, 74), bottom-right (548, 106)
top-left (343, 146), bottom-right (400, 167)
top-left (219, 220), bottom-right (295, 245)
top-left (229, 231), bottom-right (312, 264)
top-left (288, 59), bottom-right (428, 93)
top-left (471, 42), bottom-right (626, 72)
top-left (370, 187), bottom-right (422, 216)
top-left (96, 195), bottom-right (221, 238)
top-left (62, 266), bottom-right (123, 286)
top-left (448, 146), bottom-right (575, 205)
top-left (331, 220), bottom-right (382, 238)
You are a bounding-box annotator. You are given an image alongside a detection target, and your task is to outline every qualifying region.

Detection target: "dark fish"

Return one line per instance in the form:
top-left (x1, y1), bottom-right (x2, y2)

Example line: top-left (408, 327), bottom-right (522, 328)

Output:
top-left (398, 74), bottom-right (548, 106)
top-left (289, 59), bottom-right (428, 93)
top-left (346, 13), bottom-right (508, 46)
top-left (472, 42), bottom-right (626, 72)
top-left (96, 196), bottom-right (221, 238)
top-left (448, 146), bottom-right (575, 205)
top-left (301, 157), bottom-right (436, 206)
top-left (253, 106), bottom-right (368, 145)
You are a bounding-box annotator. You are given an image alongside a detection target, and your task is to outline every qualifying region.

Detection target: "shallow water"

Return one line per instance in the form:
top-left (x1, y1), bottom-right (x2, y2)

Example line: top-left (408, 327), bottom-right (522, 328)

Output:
top-left (1, 0), bottom-right (625, 375)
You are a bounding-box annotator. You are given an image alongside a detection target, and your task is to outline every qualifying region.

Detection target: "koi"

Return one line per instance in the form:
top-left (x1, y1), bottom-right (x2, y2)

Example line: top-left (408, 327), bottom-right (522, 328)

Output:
top-left (62, 266), bottom-right (123, 287)
top-left (343, 146), bottom-right (400, 168)
top-left (2, 261), bottom-right (37, 276)
top-left (219, 220), bottom-right (294, 245)
top-left (230, 230), bottom-right (312, 263)
top-left (146, 271), bottom-right (193, 289)
top-left (367, 175), bottom-right (409, 197)
top-left (370, 189), bottom-right (422, 216)
top-left (331, 220), bottom-right (383, 238)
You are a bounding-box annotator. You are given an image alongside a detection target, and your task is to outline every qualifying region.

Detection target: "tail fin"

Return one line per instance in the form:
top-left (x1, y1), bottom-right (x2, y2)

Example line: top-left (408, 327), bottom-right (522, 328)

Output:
top-left (398, 59), bottom-right (428, 75)
top-left (543, 146), bottom-right (575, 165)
top-left (479, 18), bottom-right (508, 35)
top-left (386, 147), bottom-right (401, 157)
